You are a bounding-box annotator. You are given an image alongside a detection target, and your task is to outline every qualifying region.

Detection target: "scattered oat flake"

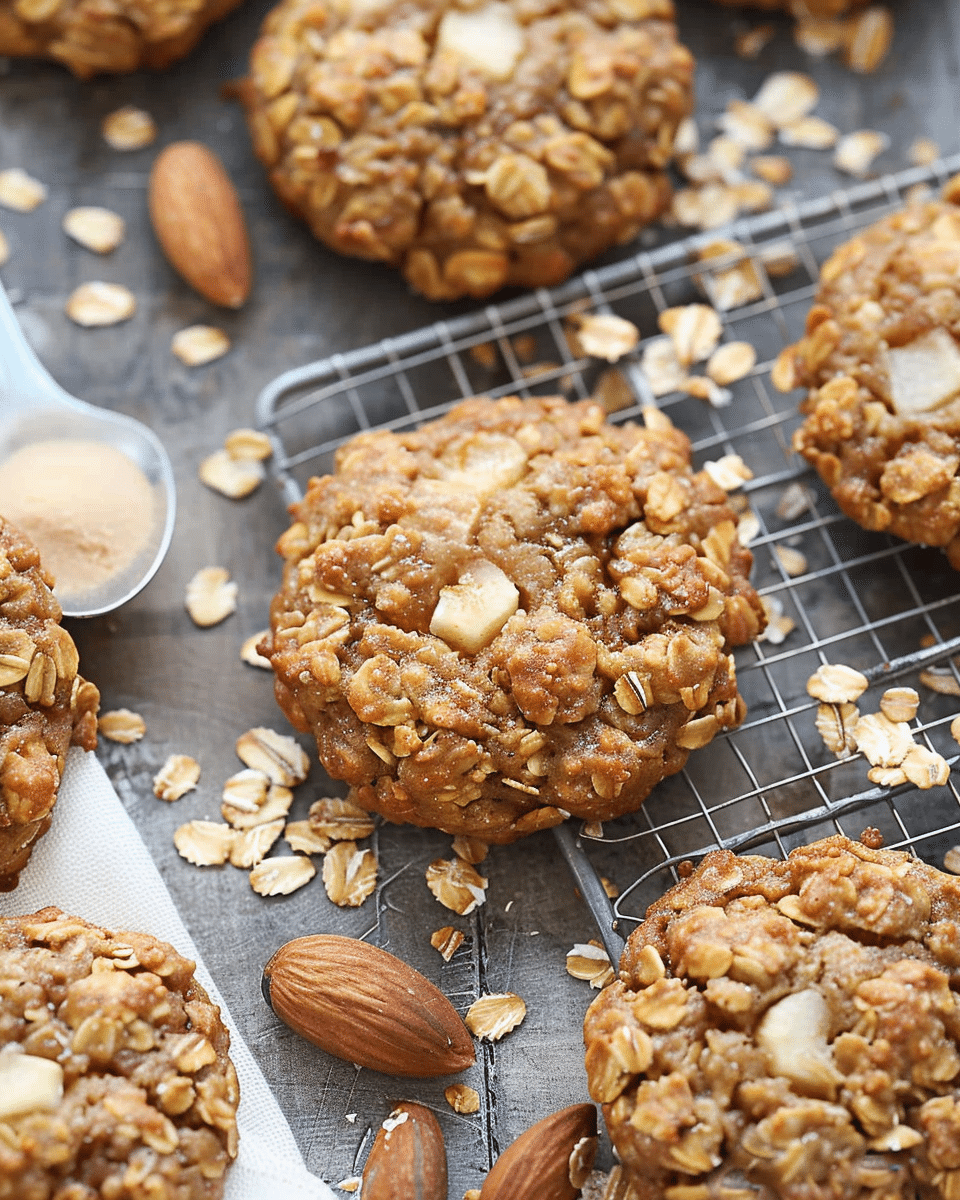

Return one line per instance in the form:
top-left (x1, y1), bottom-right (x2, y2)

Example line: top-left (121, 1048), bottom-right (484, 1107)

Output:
top-left (249, 854), bottom-right (316, 896)
top-left (185, 566), bottom-right (237, 627)
top-left (566, 942), bottom-right (615, 989)
top-left (445, 1083), bottom-right (480, 1114)
top-left (0, 168), bottom-right (47, 213)
top-left (732, 180), bottom-right (773, 214)
top-left (469, 341), bottom-right (497, 369)
top-left (879, 687), bottom-right (919, 724)
top-left (241, 631), bottom-right (271, 668)
top-left (223, 777), bottom-right (293, 830)
top-left (853, 712), bottom-right (915, 768)
top-left (225, 428), bottom-right (272, 461)
top-left (601, 875), bottom-right (619, 899)
top-left (945, 847), bottom-right (960, 875)
top-left (640, 336), bottom-right (684, 397)
top-left (199, 449), bottom-right (264, 499)
top-left (774, 545), bottom-right (807, 577)
top-left (816, 701), bottom-right (859, 758)
top-left (284, 820), bottom-right (331, 855)
top-left (153, 754), bottom-right (200, 801)
top-left (671, 183), bottom-right (739, 231)
top-left (752, 72), bottom-right (819, 127)
top-left (451, 834), bottom-right (488, 864)
top-left (102, 105), bottom-right (157, 151)
top-left (776, 482), bottom-right (810, 520)
top-left (431, 925), bottom-right (465, 961)
top-left (466, 992), bottom-right (526, 1041)
top-left (900, 744), bottom-right (950, 789)
top-left (322, 840), bottom-right (377, 907)
top-left (173, 325), bottom-right (230, 367)
top-left (681, 375), bottom-right (731, 408)
top-left (426, 855), bottom-right (489, 915)
top-left (66, 282), bottom-right (136, 328)
top-left (735, 22), bottom-right (774, 58)
top-left (779, 116), bottom-right (839, 150)
top-left (674, 116), bottom-right (698, 155)
top-left (794, 16), bottom-right (846, 55)
top-left (512, 333), bottom-right (537, 363)
top-left (174, 820), bottom-right (235, 867)
top-left (221, 768), bottom-right (270, 817)
top-left (909, 137), bottom-right (940, 168)
top-left (230, 819), bottom-right (284, 868)
top-left (0, 229), bottom-right (8, 266)
top-left (718, 100), bottom-right (774, 152)
top-left (951, 715), bottom-right (960, 745)
top-left (707, 341), bottom-right (756, 385)
top-left (236, 726), bottom-right (310, 785)
top-left (761, 241), bottom-right (799, 278)
top-left (658, 304), bottom-right (722, 366)
top-left (867, 764), bottom-right (906, 788)
top-left (99, 708), bottom-right (146, 744)
top-left (708, 261), bottom-right (764, 312)
top-left (703, 454), bottom-right (753, 491)
top-left (751, 155), bottom-right (793, 186)
top-left (575, 314), bottom-right (639, 363)
top-left (834, 130), bottom-right (889, 176)
top-left (919, 666), bottom-right (960, 696)
top-left (758, 595), bottom-right (794, 645)
top-left (63, 207), bottom-right (125, 254)
top-left (843, 5), bottom-right (893, 73)
top-left (308, 796), bottom-right (375, 840)
top-left (336, 1179), bottom-right (361, 1194)
top-left (806, 663), bottom-right (869, 704)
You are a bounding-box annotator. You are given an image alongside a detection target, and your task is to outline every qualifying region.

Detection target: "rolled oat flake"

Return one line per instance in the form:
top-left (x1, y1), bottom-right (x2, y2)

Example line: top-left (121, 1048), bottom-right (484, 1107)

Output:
top-left (0, 439), bottom-right (155, 599)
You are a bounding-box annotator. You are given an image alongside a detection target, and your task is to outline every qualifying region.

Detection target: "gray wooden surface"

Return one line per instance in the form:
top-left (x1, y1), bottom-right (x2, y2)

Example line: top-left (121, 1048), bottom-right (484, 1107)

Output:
top-left (1, 2), bottom-right (958, 1192)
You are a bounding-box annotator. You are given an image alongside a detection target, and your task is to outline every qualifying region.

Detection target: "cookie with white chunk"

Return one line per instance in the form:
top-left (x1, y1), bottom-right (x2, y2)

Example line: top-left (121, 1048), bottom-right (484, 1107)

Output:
top-left (0, 907), bottom-right (239, 1198)
top-left (265, 395), bottom-right (764, 843)
top-left (241, 0), bottom-right (693, 300)
top-left (778, 176), bottom-right (960, 568)
top-left (584, 834), bottom-right (960, 1200)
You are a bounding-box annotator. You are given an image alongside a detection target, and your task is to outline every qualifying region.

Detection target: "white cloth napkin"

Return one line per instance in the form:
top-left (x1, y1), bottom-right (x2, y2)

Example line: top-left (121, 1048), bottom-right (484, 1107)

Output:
top-left (0, 748), bottom-right (336, 1200)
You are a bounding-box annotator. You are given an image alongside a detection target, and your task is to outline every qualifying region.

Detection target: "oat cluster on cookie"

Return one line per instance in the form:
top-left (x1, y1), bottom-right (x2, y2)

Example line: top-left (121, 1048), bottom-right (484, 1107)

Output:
top-left (265, 395), bottom-right (764, 843)
top-left (0, 0), bottom-right (240, 75)
top-left (0, 519), bottom-right (99, 892)
top-left (780, 177), bottom-right (960, 568)
top-left (0, 908), bottom-right (239, 1199)
top-left (242, 0), bottom-right (693, 300)
top-left (584, 835), bottom-right (960, 1200)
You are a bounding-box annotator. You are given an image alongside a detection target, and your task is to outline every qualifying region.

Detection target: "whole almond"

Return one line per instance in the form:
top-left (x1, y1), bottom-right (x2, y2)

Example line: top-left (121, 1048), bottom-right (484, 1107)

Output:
top-left (148, 142), bottom-right (251, 308)
top-left (262, 934), bottom-right (475, 1077)
top-left (361, 1102), bottom-right (447, 1200)
top-left (479, 1104), bottom-right (598, 1200)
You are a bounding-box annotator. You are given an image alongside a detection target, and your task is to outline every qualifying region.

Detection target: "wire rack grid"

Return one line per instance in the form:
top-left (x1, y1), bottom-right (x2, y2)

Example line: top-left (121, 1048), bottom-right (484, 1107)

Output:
top-left (257, 152), bottom-right (960, 959)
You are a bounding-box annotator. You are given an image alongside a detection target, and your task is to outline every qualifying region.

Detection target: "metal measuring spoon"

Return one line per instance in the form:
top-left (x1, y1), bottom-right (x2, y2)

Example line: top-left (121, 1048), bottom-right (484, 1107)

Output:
top-left (0, 280), bottom-right (176, 618)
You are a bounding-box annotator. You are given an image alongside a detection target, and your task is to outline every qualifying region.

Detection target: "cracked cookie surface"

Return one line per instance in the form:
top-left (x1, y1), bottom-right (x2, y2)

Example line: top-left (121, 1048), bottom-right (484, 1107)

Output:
top-left (780, 176), bottom-right (960, 569)
top-left (0, 519), bottom-right (99, 892)
top-left (0, 907), bottom-right (239, 1199)
top-left (584, 834), bottom-right (960, 1200)
top-left (265, 395), bottom-right (763, 843)
top-left (240, 0), bottom-right (693, 300)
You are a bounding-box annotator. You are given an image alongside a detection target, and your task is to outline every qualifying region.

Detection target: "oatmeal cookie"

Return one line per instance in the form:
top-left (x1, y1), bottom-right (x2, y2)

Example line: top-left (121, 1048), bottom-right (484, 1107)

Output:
top-left (240, 0), bottom-right (693, 301)
top-left (265, 395), bottom-right (764, 843)
top-left (584, 834), bottom-right (960, 1200)
top-left (0, 907), bottom-right (239, 1197)
top-left (0, 519), bottom-right (99, 892)
top-left (778, 177), bottom-right (960, 569)
top-left (0, 0), bottom-right (241, 77)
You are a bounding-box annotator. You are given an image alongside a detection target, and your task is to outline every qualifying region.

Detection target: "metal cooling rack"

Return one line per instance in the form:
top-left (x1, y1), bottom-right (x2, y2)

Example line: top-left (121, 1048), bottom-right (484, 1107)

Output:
top-left (256, 153), bottom-right (960, 964)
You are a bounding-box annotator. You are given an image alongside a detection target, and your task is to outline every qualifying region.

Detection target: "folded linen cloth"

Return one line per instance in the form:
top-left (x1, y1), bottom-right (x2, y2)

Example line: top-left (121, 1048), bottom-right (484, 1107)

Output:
top-left (0, 747), bottom-right (336, 1200)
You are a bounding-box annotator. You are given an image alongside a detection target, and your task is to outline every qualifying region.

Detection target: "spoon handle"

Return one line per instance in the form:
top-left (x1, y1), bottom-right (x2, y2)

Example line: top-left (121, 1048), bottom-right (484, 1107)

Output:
top-left (0, 279), bottom-right (84, 413)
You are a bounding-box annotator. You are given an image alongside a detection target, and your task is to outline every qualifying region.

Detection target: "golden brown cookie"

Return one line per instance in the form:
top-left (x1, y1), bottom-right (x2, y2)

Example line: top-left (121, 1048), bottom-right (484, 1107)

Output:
top-left (584, 835), bottom-right (960, 1200)
top-left (0, 907), bottom-right (239, 1197)
top-left (265, 395), bottom-right (764, 843)
top-left (0, 518), bottom-right (99, 892)
top-left (240, 0), bottom-right (693, 300)
top-left (0, 0), bottom-right (241, 77)
top-left (778, 177), bottom-right (960, 569)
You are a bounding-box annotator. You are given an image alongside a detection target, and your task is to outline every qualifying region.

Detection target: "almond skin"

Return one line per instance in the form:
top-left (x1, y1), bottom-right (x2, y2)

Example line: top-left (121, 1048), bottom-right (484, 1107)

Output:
top-left (362, 1102), bottom-right (447, 1200)
top-left (148, 141), bottom-right (251, 308)
top-left (479, 1104), bottom-right (598, 1200)
top-left (262, 934), bottom-right (475, 1077)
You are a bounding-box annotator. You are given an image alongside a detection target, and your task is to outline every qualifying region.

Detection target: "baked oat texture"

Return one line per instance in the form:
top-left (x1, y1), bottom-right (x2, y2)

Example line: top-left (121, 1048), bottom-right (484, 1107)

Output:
top-left (0, 907), bottom-right (239, 1198)
top-left (781, 175), bottom-right (960, 569)
top-left (265, 395), bottom-right (765, 843)
top-left (241, 0), bottom-right (693, 300)
top-left (0, 0), bottom-right (240, 77)
top-left (0, 519), bottom-right (99, 893)
top-left (584, 834), bottom-right (960, 1200)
